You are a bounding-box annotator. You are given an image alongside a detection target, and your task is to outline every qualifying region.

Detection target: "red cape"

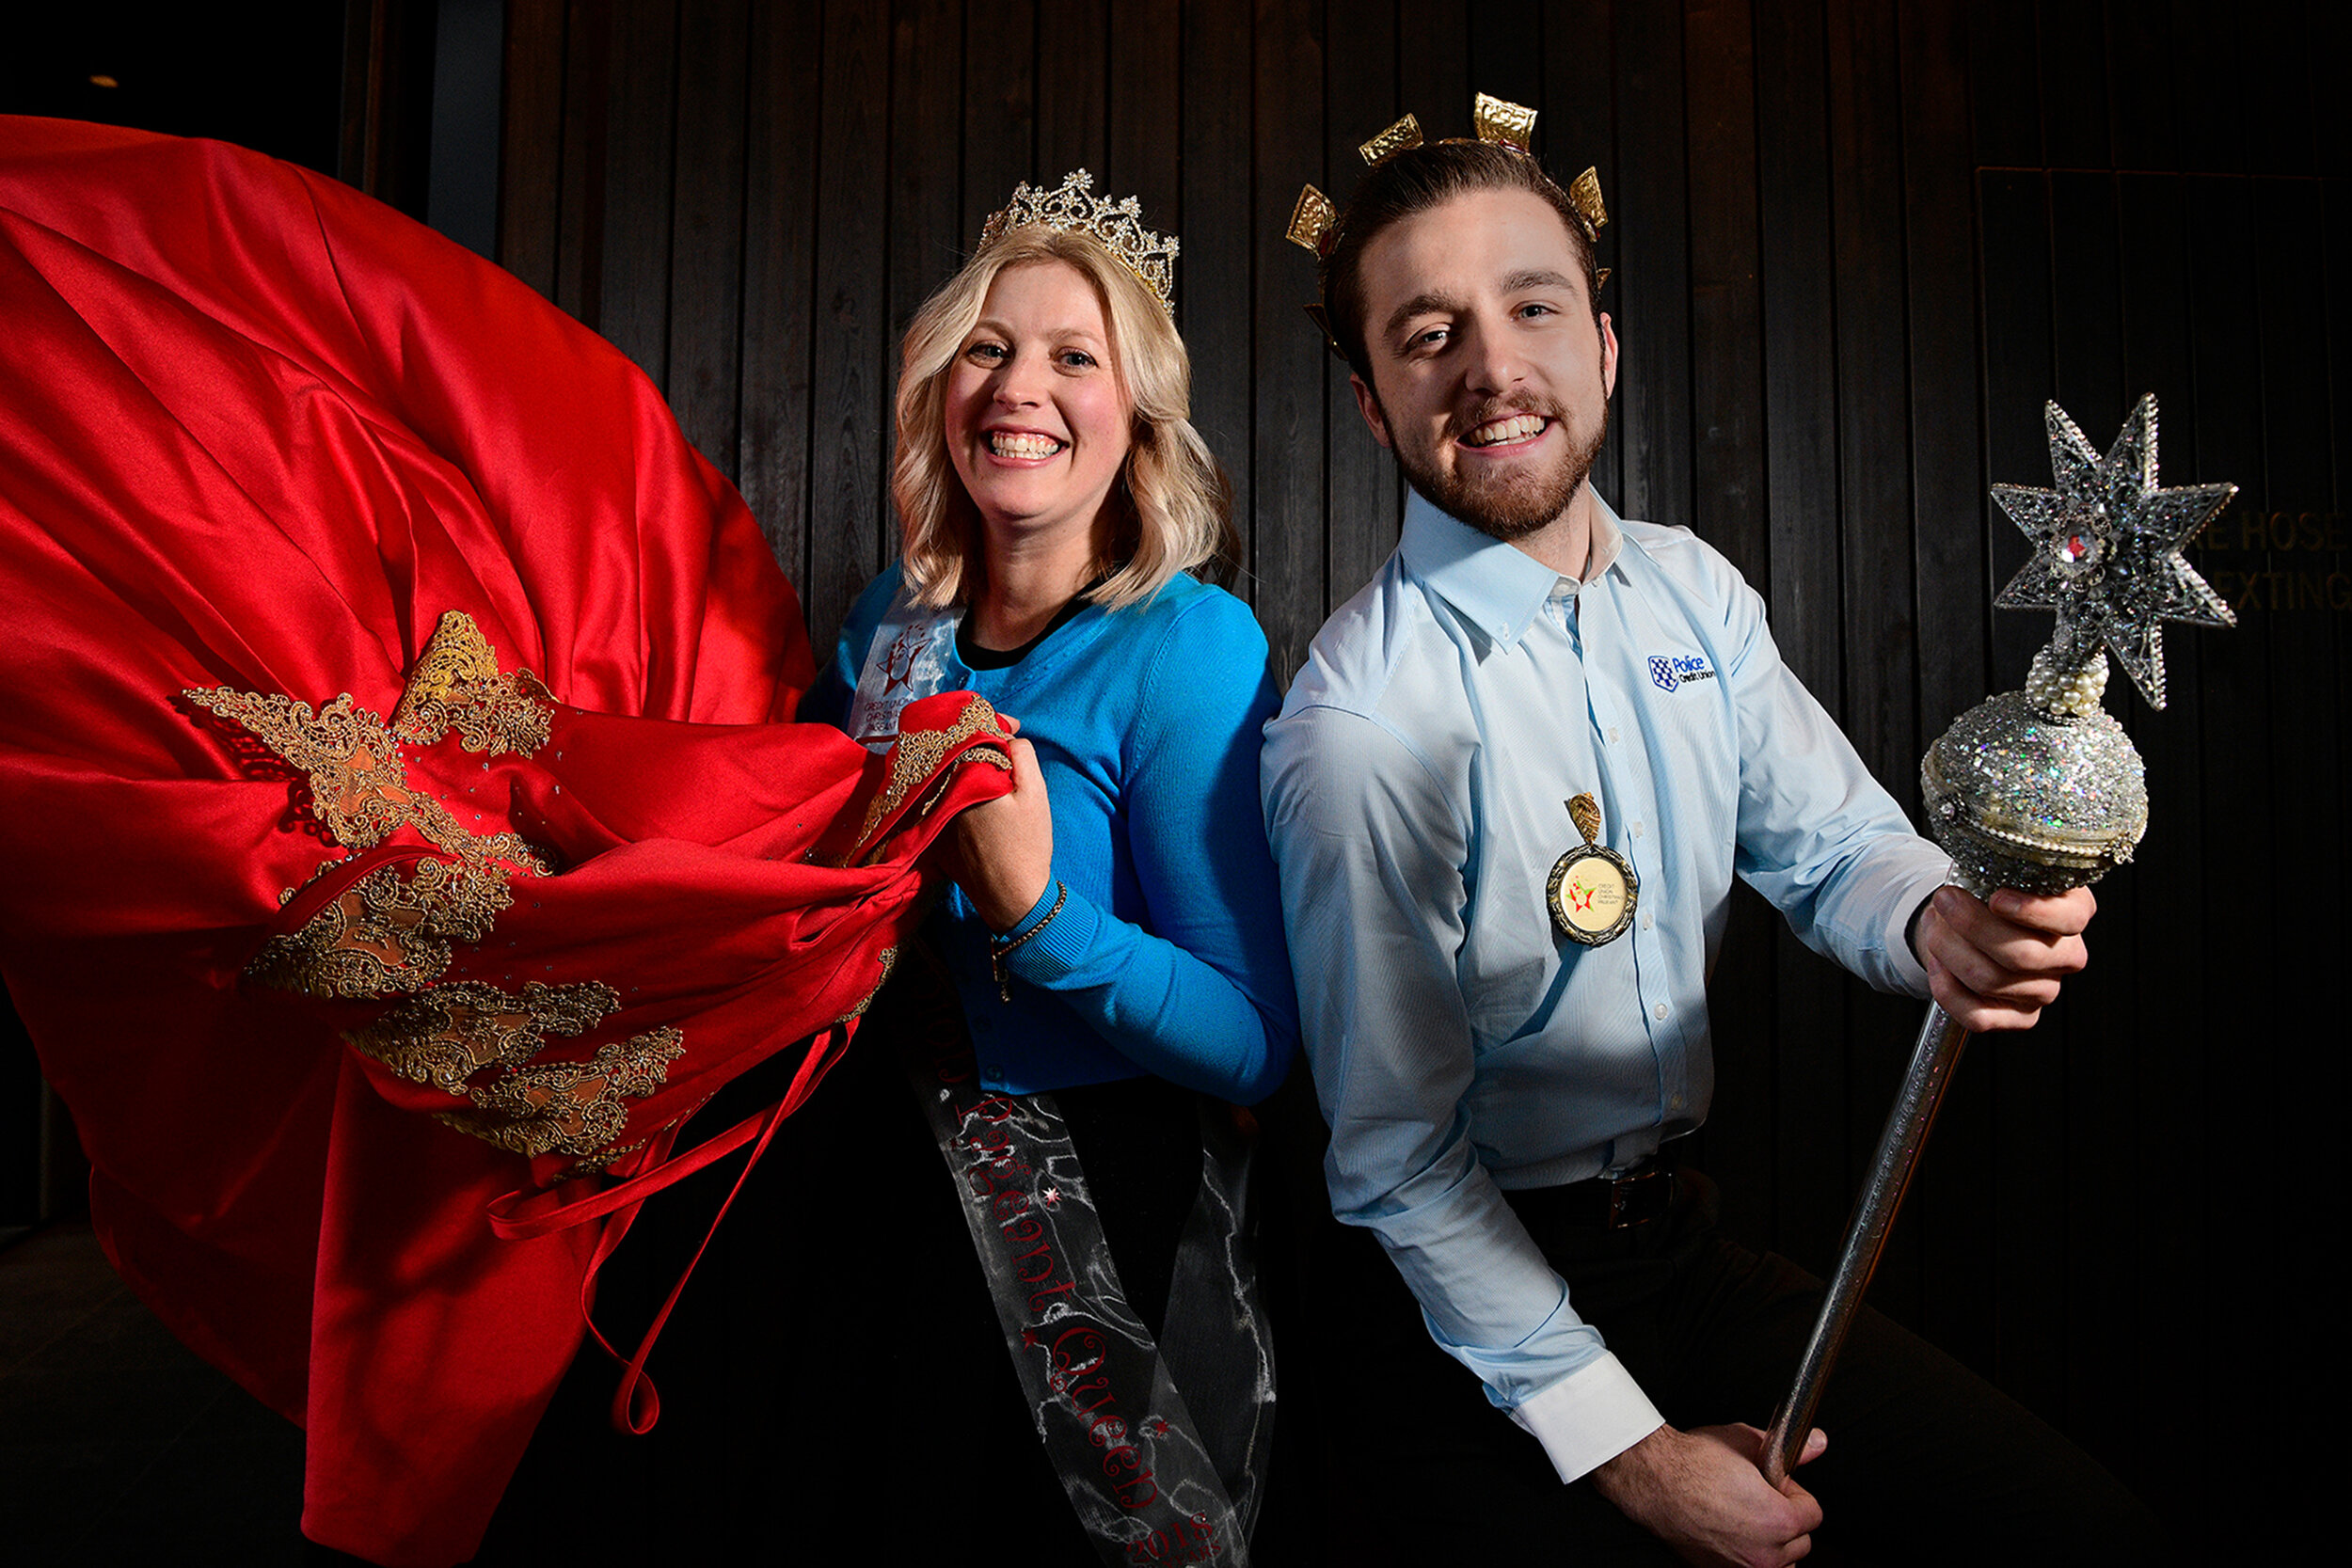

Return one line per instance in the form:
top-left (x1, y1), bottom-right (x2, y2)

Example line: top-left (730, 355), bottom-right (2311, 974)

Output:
top-left (0, 118), bottom-right (1004, 1565)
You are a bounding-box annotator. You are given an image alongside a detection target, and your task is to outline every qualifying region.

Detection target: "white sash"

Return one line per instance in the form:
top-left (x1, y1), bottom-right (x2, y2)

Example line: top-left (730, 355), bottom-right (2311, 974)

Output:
top-left (843, 579), bottom-right (962, 752)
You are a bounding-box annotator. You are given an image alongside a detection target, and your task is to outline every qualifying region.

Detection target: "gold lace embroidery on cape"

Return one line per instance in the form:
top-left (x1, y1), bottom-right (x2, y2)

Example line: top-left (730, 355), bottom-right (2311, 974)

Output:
top-left (193, 612), bottom-right (683, 1168)
top-left (391, 610), bottom-right (557, 754)
top-left (246, 857), bottom-right (505, 999)
top-left (847, 695), bottom-right (1012, 863)
top-left (345, 979), bottom-right (621, 1094)
top-left (437, 1027), bottom-right (688, 1162)
top-left (841, 946), bottom-right (898, 1021)
top-left (189, 610), bottom-right (557, 1001)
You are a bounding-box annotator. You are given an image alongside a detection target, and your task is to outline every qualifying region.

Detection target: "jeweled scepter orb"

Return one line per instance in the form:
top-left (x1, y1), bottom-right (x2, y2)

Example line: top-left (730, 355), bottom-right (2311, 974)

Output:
top-left (1760, 394), bottom-right (2235, 1485)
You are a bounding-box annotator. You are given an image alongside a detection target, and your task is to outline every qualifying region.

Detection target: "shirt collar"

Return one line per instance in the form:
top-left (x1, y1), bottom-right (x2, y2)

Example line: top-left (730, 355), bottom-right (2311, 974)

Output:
top-left (1398, 487), bottom-right (1627, 649)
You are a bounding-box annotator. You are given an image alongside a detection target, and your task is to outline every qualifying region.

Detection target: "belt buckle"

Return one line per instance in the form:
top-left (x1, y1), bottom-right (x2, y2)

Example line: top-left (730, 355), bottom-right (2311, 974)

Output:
top-left (1602, 1162), bottom-right (1665, 1229)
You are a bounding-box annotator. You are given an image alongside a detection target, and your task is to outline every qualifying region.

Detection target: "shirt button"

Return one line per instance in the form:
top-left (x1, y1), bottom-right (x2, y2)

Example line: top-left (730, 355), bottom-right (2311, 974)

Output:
top-left (1609, 726), bottom-right (1621, 743)
top-left (1653, 1002), bottom-right (1669, 1020)
top-left (1641, 911), bottom-right (1653, 931)
top-left (1631, 821), bottom-right (1645, 838)
top-left (1669, 1095), bottom-right (1684, 1111)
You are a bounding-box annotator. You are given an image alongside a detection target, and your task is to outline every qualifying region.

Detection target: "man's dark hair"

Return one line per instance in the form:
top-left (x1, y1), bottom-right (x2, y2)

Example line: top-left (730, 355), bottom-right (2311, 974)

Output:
top-left (1320, 141), bottom-right (1602, 385)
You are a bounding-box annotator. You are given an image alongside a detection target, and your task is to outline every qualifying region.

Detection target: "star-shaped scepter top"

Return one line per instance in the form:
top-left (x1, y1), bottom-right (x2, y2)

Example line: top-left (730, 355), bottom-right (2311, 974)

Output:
top-left (1991, 394), bottom-right (2235, 712)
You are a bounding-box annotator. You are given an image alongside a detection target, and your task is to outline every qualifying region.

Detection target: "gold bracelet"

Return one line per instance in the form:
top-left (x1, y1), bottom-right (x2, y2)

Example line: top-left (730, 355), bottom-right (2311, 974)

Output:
top-left (989, 881), bottom-right (1069, 1001)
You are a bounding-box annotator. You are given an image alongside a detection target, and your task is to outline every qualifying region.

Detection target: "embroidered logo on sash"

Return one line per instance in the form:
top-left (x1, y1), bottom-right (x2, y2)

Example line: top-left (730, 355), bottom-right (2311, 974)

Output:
top-left (1648, 653), bottom-right (1717, 693)
top-left (845, 581), bottom-right (961, 751)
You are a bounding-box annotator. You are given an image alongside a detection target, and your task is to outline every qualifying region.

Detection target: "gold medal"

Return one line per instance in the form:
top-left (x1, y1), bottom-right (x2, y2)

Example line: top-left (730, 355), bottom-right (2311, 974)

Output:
top-left (1547, 793), bottom-right (1638, 945)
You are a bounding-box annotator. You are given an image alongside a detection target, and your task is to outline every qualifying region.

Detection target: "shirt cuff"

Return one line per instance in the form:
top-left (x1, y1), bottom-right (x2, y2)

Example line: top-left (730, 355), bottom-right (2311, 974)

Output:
top-left (1885, 882), bottom-right (1940, 997)
top-left (1504, 1353), bottom-right (1666, 1483)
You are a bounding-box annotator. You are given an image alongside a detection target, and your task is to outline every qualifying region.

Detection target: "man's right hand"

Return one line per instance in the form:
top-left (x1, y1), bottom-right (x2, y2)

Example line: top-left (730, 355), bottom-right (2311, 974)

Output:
top-left (1590, 1422), bottom-right (1827, 1567)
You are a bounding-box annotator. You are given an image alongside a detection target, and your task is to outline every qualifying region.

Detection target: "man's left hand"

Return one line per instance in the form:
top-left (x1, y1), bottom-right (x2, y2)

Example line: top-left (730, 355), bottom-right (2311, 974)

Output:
top-left (1915, 884), bottom-right (2094, 1031)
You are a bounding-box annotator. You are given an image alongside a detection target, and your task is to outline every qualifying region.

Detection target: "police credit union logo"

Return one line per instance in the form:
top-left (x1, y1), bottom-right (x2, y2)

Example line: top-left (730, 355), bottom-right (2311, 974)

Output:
top-left (1648, 652), bottom-right (1716, 693)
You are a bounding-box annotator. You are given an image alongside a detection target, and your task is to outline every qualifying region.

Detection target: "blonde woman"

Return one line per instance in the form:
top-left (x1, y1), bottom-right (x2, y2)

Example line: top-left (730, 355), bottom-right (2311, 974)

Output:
top-left (799, 175), bottom-right (1295, 1557)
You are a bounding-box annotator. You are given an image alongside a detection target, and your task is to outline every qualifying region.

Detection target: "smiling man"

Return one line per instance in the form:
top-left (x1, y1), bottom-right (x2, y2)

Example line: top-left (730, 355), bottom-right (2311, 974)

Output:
top-left (1261, 129), bottom-right (2165, 1566)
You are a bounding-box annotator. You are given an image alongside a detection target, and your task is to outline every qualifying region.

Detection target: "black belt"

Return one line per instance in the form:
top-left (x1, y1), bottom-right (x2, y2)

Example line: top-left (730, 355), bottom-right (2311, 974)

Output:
top-left (1506, 1155), bottom-right (1676, 1232)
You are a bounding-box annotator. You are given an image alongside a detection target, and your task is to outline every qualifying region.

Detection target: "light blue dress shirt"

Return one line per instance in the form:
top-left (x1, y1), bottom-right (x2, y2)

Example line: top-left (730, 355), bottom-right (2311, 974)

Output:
top-left (1261, 489), bottom-right (1948, 1480)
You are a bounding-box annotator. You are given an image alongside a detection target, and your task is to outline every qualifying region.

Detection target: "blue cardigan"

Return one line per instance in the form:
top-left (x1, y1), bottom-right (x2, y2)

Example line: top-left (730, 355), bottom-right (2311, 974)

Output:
top-left (809, 564), bottom-right (1298, 1104)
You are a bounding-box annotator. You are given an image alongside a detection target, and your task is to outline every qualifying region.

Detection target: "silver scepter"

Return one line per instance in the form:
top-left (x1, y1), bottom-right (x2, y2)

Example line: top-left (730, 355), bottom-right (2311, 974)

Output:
top-left (1758, 394), bottom-right (2236, 1486)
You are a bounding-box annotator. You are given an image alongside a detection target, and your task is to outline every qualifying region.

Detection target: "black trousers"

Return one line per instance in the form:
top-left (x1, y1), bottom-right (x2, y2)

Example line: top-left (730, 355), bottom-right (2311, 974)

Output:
top-left (1307, 1168), bottom-right (2174, 1567)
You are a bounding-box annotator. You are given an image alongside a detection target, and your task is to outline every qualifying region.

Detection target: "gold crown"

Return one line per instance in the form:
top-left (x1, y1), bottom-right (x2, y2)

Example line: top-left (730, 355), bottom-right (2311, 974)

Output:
top-left (978, 169), bottom-right (1179, 312)
top-left (1284, 94), bottom-right (1611, 357)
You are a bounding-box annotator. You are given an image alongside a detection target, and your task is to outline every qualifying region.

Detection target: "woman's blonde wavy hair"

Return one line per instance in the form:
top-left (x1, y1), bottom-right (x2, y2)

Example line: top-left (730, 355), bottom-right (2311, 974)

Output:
top-left (892, 226), bottom-right (1237, 610)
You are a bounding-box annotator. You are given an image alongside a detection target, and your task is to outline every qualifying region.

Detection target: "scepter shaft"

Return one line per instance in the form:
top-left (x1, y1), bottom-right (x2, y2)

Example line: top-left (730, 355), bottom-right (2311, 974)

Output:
top-left (1755, 390), bottom-right (2234, 1485)
top-left (1760, 1003), bottom-right (1971, 1486)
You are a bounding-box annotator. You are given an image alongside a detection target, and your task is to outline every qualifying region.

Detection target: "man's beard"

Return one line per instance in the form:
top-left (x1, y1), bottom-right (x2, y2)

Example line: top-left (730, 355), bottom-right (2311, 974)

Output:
top-left (1390, 398), bottom-right (1608, 542)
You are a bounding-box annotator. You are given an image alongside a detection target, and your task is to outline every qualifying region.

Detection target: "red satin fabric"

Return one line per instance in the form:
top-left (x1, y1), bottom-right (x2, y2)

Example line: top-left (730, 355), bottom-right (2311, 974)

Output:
top-left (0, 119), bottom-right (999, 1566)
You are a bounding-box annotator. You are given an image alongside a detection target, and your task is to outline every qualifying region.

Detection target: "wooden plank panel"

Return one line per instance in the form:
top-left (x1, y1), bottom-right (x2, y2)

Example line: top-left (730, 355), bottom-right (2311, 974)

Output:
top-left (1037, 0), bottom-right (1108, 180)
top-left (1250, 0), bottom-right (1327, 679)
top-left (1904, 0), bottom-right (1991, 827)
top-left (2101, 0), bottom-right (2176, 173)
top-left (2324, 16), bottom-right (2352, 177)
top-left (1683, 0), bottom-right (1765, 585)
top-left (1467, 0), bottom-right (1545, 115)
top-left (1899, 0), bottom-right (1999, 1373)
top-left (667, 0), bottom-right (748, 477)
top-left (2112, 168), bottom-right (2202, 1497)
top-left (805, 0), bottom-right (895, 651)
top-left (2169, 5), bottom-right (2245, 175)
top-left (2032, 0), bottom-right (2108, 169)
top-left (1754, 0), bottom-right (1838, 696)
top-left (1975, 166), bottom-right (2073, 1410)
top-left (1543, 2), bottom-right (1618, 510)
top-left (1965, 0), bottom-right (2041, 169)
top-left (554, 0), bottom-right (612, 326)
top-left (1610, 0), bottom-right (1690, 534)
top-left (1181, 0), bottom-right (1251, 600)
top-left (2179, 167), bottom-right (2271, 1544)
top-left (1106, 0), bottom-right (1181, 229)
top-left (1826, 0), bottom-right (1916, 790)
top-left (888, 0), bottom-right (964, 344)
top-left (2042, 167), bottom-right (2138, 1462)
top-left (1320, 0), bottom-right (1400, 610)
top-left (2297, 172), bottom-right (2352, 1549)
top-left (596, 0), bottom-right (679, 387)
top-left (881, 0), bottom-right (961, 608)
top-left (1396, 0), bottom-right (1470, 136)
top-left (1825, 0), bottom-right (1927, 1326)
top-left (498, 0), bottom-right (569, 298)
top-left (738, 0), bottom-right (824, 598)
top-left (2249, 176), bottom-right (2334, 1477)
top-left (1680, 0), bottom-right (1773, 1247)
top-left (961, 0), bottom-right (1035, 243)
top-left (2046, 175), bottom-right (2125, 489)
top-left (1753, 0), bottom-right (1846, 1261)
top-left (2240, 0), bottom-right (2315, 176)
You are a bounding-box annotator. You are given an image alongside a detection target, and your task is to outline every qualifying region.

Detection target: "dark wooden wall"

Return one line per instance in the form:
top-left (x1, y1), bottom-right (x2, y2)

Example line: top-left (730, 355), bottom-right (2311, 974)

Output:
top-left (483, 0), bottom-right (2346, 1546)
top-left (1966, 4), bottom-right (2348, 1536)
